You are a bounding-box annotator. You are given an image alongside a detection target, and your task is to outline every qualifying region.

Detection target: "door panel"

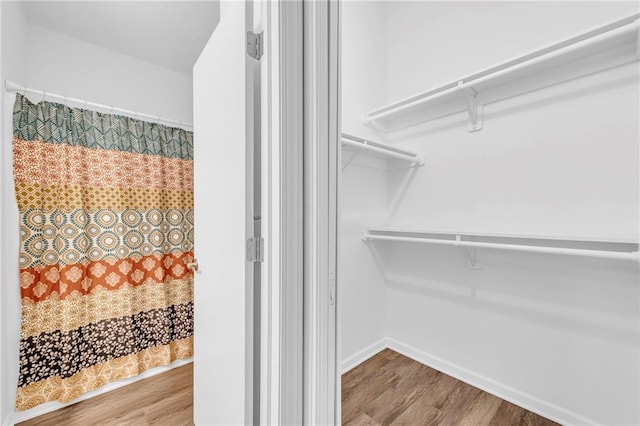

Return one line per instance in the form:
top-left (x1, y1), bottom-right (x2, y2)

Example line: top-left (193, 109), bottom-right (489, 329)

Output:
top-left (193, 2), bottom-right (256, 424)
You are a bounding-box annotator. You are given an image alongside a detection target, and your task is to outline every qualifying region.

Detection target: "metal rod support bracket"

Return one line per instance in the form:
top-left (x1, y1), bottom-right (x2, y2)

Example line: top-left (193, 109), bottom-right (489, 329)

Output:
top-left (458, 81), bottom-right (483, 132)
top-left (464, 247), bottom-right (482, 270)
top-left (457, 234), bottom-right (482, 269)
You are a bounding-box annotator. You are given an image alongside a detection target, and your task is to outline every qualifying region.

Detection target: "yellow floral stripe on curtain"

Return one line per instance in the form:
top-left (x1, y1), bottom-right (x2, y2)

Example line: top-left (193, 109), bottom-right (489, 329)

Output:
top-left (13, 94), bottom-right (194, 411)
top-left (15, 183), bottom-right (194, 210)
top-left (20, 278), bottom-right (193, 338)
top-left (15, 337), bottom-right (193, 411)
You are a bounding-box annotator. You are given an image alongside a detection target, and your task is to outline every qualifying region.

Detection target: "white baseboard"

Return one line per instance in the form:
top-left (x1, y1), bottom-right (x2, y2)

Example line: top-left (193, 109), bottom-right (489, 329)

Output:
top-left (385, 338), bottom-right (598, 426)
top-left (10, 358), bottom-right (192, 425)
top-left (341, 338), bottom-right (387, 373)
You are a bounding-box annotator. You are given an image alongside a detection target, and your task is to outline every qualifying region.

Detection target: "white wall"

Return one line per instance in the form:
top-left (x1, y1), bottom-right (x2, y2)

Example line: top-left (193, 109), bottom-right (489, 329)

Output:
top-left (386, 1), bottom-right (640, 104)
top-left (341, 1), bottom-right (640, 425)
top-left (339, 1), bottom-right (389, 369)
top-left (385, 1), bottom-right (639, 238)
top-left (26, 24), bottom-right (193, 123)
top-left (0, 3), bottom-right (28, 425)
top-left (1, 8), bottom-right (194, 425)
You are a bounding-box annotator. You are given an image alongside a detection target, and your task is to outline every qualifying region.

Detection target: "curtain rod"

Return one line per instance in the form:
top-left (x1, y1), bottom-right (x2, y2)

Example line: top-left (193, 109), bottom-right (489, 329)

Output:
top-left (4, 79), bottom-right (193, 131)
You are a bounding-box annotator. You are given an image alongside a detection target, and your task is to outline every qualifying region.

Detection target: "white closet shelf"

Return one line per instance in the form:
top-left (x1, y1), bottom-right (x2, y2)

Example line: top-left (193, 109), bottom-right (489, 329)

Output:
top-left (364, 13), bottom-right (640, 133)
top-left (342, 133), bottom-right (424, 166)
top-left (363, 227), bottom-right (640, 262)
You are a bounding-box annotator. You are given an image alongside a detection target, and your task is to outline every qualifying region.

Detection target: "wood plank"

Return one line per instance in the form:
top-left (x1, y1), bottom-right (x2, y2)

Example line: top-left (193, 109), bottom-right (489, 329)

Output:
top-left (344, 412), bottom-right (384, 426)
top-left (521, 409), bottom-right (561, 426)
top-left (489, 400), bottom-right (529, 425)
top-left (489, 399), bottom-right (560, 426)
top-left (144, 387), bottom-right (194, 425)
top-left (390, 400), bottom-right (443, 426)
top-left (342, 368), bottom-right (401, 424)
top-left (388, 370), bottom-right (458, 426)
top-left (409, 370), bottom-right (459, 412)
top-left (97, 411), bottom-right (149, 426)
top-left (456, 390), bottom-right (503, 425)
top-left (363, 364), bottom-right (439, 424)
top-left (343, 348), bottom-right (399, 394)
top-left (433, 379), bottom-right (483, 426)
top-left (380, 353), bottom-right (429, 379)
top-left (342, 350), bottom-right (406, 423)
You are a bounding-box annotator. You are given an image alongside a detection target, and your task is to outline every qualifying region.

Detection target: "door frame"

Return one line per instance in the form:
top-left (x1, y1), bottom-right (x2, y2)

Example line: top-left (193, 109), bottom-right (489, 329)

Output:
top-left (259, 1), bottom-right (305, 424)
top-left (302, 0), bottom-right (341, 424)
top-left (262, 0), bottom-right (340, 423)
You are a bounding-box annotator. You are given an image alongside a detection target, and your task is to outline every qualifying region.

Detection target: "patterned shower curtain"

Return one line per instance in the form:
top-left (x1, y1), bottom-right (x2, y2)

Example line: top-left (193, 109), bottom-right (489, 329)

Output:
top-left (12, 94), bottom-right (194, 411)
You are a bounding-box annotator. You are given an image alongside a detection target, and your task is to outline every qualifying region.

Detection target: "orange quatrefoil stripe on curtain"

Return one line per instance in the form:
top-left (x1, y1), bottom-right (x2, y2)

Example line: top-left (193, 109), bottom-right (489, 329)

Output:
top-left (12, 93), bottom-right (195, 411)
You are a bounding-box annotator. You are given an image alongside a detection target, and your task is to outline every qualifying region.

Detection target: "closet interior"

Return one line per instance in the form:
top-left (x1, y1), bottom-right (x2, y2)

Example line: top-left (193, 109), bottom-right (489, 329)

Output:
top-left (339, 2), bottom-right (640, 425)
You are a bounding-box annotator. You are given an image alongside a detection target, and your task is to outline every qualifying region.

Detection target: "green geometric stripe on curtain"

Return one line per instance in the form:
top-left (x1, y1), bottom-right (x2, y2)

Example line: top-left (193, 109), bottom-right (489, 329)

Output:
top-left (12, 94), bottom-right (193, 160)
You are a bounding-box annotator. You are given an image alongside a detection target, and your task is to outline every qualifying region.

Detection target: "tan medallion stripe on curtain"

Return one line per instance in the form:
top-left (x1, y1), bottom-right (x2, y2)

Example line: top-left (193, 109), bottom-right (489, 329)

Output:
top-left (12, 94), bottom-right (194, 411)
top-left (15, 183), bottom-right (194, 210)
top-left (20, 279), bottom-right (194, 338)
top-left (19, 209), bottom-right (194, 269)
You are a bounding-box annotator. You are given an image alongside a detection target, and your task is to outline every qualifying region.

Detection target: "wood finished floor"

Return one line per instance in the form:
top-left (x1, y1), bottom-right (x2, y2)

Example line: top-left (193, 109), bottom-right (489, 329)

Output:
top-left (17, 363), bottom-right (194, 426)
top-left (20, 351), bottom-right (558, 426)
top-left (342, 349), bottom-right (559, 426)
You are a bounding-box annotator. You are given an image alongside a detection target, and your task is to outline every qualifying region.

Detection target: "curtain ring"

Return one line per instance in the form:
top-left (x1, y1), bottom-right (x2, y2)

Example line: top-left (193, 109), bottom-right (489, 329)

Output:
top-left (41, 91), bottom-right (47, 103)
top-left (110, 105), bottom-right (115, 116)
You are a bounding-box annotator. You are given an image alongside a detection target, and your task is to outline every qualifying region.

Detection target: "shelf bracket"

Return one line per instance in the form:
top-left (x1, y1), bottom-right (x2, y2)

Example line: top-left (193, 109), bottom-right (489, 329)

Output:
top-left (342, 150), bottom-right (360, 171)
top-left (464, 247), bottom-right (482, 270)
top-left (456, 235), bottom-right (482, 269)
top-left (458, 81), bottom-right (483, 132)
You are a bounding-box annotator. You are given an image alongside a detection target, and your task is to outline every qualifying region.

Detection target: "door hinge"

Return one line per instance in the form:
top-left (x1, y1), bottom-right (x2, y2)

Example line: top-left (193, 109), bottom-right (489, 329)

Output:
top-left (247, 31), bottom-right (264, 60)
top-left (247, 237), bottom-right (264, 262)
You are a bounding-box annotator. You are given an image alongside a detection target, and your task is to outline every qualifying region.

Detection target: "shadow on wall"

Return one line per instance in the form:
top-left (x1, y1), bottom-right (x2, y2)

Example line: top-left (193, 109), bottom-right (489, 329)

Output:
top-left (366, 241), bottom-right (640, 344)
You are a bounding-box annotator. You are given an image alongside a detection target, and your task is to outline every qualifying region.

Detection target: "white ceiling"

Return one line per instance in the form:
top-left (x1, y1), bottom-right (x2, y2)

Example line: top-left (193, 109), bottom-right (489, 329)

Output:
top-left (23, 1), bottom-right (219, 75)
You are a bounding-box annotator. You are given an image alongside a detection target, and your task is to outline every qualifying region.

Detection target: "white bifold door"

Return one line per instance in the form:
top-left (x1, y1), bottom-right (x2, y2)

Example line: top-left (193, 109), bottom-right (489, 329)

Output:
top-left (192, 1), bottom-right (261, 424)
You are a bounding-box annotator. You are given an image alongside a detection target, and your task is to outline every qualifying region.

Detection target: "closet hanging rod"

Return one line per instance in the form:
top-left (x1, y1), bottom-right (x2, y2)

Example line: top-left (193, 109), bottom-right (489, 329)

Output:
top-left (4, 79), bottom-right (193, 130)
top-left (363, 233), bottom-right (640, 262)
